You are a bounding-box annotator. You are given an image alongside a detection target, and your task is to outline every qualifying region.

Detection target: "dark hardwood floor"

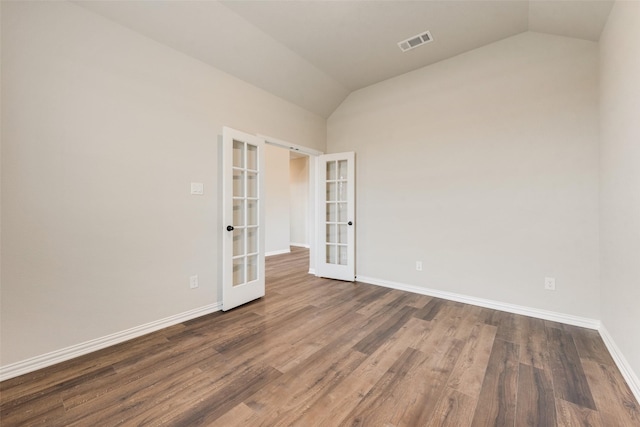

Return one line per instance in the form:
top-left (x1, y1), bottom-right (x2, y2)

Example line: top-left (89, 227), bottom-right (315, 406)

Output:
top-left (2, 247), bottom-right (639, 426)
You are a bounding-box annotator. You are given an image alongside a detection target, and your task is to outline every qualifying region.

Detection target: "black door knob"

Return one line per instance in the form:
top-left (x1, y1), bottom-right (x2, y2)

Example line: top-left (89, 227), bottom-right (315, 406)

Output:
top-left (226, 225), bottom-right (234, 231)
top-left (348, 221), bottom-right (353, 226)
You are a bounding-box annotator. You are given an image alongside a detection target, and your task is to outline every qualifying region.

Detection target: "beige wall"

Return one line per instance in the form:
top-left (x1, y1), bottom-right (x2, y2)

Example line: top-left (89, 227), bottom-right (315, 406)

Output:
top-left (328, 32), bottom-right (600, 319)
top-left (265, 145), bottom-right (290, 255)
top-left (289, 157), bottom-right (309, 246)
top-left (599, 0), bottom-right (640, 385)
top-left (0, 1), bottom-right (325, 366)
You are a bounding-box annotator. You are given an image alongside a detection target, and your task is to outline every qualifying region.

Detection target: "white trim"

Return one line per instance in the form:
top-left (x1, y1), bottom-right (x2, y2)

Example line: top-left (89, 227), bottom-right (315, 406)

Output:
top-left (308, 156), bottom-right (318, 276)
top-left (290, 243), bottom-right (310, 248)
top-left (266, 249), bottom-right (291, 257)
top-left (308, 268), bottom-right (316, 275)
top-left (0, 303), bottom-right (222, 382)
top-left (260, 134), bottom-right (324, 157)
top-left (599, 325), bottom-right (640, 403)
top-left (356, 275), bottom-right (600, 330)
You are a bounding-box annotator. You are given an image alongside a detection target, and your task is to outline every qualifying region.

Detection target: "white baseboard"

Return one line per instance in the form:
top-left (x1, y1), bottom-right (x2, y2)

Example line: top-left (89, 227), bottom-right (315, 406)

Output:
top-left (598, 325), bottom-right (640, 404)
top-left (355, 275), bottom-right (601, 330)
top-left (0, 302), bottom-right (222, 382)
top-left (290, 243), bottom-right (310, 248)
top-left (266, 249), bottom-right (291, 257)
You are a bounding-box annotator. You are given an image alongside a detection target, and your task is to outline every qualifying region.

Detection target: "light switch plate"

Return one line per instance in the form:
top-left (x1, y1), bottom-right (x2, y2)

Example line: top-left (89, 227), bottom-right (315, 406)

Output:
top-left (190, 182), bottom-right (204, 195)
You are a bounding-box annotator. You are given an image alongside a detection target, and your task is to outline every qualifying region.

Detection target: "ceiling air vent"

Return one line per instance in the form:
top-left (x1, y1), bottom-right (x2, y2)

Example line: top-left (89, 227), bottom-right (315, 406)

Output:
top-left (398, 31), bottom-right (433, 53)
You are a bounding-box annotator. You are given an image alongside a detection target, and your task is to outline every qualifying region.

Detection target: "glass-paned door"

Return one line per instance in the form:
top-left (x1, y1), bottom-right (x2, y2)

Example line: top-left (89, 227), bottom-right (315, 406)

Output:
top-left (317, 152), bottom-right (355, 281)
top-left (222, 127), bottom-right (265, 311)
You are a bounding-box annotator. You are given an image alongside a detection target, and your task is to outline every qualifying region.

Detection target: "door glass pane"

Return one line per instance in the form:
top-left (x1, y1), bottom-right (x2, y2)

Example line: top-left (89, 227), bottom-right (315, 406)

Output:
top-left (233, 140), bottom-right (244, 168)
top-left (338, 224), bottom-right (347, 243)
top-left (337, 202), bottom-right (347, 222)
top-left (247, 227), bottom-right (258, 254)
top-left (338, 160), bottom-right (348, 180)
top-left (326, 183), bottom-right (337, 202)
top-left (233, 228), bottom-right (244, 256)
top-left (233, 170), bottom-right (244, 197)
top-left (247, 144), bottom-right (258, 171)
top-left (338, 182), bottom-right (347, 201)
top-left (233, 257), bottom-right (245, 286)
top-left (326, 161), bottom-right (337, 180)
top-left (338, 246), bottom-right (347, 265)
top-left (326, 224), bottom-right (337, 243)
top-left (247, 172), bottom-right (258, 198)
top-left (247, 200), bottom-right (258, 226)
top-left (326, 244), bottom-right (337, 264)
top-left (247, 255), bottom-right (258, 282)
top-left (233, 199), bottom-right (244, 226)
top-left (326, 203), bottom-right (336, 222)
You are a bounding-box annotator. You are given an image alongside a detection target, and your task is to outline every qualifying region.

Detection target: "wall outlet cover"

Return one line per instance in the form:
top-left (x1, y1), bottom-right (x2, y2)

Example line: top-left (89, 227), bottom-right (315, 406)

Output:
top-left (544, 277), bottom-right (556, 291)
top-left (189, 275), bottom-right (199, 289)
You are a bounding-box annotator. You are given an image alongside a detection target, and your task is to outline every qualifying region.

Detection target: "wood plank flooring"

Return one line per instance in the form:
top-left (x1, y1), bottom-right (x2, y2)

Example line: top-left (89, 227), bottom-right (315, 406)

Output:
top-left (2, 247), bottom-right (639, 426)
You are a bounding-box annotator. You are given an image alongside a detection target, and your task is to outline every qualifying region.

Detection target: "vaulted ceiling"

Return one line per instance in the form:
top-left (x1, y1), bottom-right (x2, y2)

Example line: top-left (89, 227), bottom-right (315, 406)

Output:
top-left (76, 1), bottom-right (614, 118)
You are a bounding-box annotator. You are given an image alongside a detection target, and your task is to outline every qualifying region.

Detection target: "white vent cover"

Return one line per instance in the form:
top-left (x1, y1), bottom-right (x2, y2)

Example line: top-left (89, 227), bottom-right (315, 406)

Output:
top-left (398, 31), bottom-right (433, 53)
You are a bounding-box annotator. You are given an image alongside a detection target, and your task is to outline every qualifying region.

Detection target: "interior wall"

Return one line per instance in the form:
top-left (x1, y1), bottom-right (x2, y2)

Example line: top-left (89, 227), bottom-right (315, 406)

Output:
top-left (599, 0), bottom-right (640, 386)
top-left (0, 1), bottom-right (325, 366)
top-left (265, 145), bottom-right (290, 255)
top-left (289, 156), bottom-right (309, 247)
top-left (327, 31), bottom-right (600, 319)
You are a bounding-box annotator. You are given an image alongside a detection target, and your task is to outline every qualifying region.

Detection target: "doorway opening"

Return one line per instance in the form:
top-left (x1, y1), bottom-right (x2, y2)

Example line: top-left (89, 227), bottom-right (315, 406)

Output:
top-left (262, 135), bottom-right (321, 276)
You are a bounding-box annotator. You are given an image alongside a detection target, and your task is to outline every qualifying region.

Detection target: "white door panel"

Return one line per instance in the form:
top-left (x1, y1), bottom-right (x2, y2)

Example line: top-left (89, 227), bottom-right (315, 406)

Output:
top-left (316, 152), bottom-right (355, 281)
top-left (222, 127), bottom-right (265, 311)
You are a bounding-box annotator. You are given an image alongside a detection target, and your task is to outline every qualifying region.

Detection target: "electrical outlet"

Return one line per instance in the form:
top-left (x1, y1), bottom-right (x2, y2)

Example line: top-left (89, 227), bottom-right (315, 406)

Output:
top-left (189, 275), bottom-right (199, 289)
top-left (416, 261), bottom-right (423, 271)
top-left (544, 277), bottom-right (556, 291)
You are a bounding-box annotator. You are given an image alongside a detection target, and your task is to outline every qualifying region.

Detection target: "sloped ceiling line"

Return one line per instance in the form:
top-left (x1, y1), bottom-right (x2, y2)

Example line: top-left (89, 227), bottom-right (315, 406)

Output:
top-left (76, 0), bottom-right (614, 118)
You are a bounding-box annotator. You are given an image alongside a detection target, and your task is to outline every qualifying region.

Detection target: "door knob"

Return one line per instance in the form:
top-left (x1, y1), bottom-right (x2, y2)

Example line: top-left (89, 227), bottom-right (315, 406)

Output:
top-left (348, 221), bottom-right (353, 226)
top-left (226, 225), bottom-right (234, 231)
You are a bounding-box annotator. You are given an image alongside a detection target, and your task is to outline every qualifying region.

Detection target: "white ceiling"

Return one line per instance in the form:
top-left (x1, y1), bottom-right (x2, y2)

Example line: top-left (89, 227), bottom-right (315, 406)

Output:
top-left (76, 0), bottom-right (614, 118)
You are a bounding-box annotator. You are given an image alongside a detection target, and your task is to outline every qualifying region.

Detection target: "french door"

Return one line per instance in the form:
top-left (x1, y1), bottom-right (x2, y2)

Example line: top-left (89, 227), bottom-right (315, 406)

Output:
top-left (222, 127), bottom-right (265, 311)
top-left (316, 152), bottom-right (355, 281)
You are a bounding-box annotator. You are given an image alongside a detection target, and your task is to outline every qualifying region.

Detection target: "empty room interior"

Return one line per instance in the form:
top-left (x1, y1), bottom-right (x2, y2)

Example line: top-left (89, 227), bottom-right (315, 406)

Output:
top-left (1, 0), bottom-right (639, 425)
